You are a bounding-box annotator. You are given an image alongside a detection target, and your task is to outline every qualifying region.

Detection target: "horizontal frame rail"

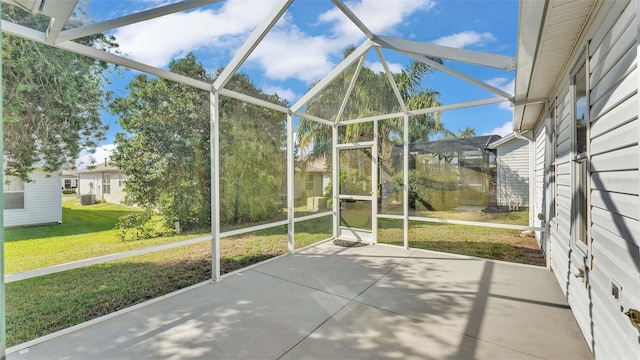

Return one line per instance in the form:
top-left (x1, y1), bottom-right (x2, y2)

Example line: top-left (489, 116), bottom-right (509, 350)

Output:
top-left (5, 212), bottom-right (334, 284)
top-left (294, 211), bottom-right (333, 222)
top-left (407, 216), bottom-right (544, 232)
top-left (5, 235), bottom-right (211, 283)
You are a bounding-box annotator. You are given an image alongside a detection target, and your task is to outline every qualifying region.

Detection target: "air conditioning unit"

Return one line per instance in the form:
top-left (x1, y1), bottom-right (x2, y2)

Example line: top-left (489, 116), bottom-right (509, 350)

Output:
top-left (80, 194), bottom-right (95, 206)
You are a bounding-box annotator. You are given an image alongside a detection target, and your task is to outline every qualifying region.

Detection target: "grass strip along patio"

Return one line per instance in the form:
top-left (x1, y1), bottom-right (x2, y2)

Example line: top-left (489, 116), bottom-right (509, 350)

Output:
top-left (5, 201), bottom-right (542, 347)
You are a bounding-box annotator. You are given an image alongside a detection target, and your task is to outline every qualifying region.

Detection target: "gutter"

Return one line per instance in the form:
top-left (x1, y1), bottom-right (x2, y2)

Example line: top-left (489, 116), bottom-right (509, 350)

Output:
top-left (514, 131), bottom-right (536, 229)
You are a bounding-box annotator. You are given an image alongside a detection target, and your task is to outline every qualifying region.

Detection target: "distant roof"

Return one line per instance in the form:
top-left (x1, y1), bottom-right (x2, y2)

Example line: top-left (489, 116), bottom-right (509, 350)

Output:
top-left (394, 135), bottom-right (502, 155)
top-left (297, 156), bottom-right (327, 173)
top-left (61, 169), bottom-right (78, 176)
top-left (76, 163), bottom-right (122, 174)
top-left (487, 133), bottom-right (526, 148)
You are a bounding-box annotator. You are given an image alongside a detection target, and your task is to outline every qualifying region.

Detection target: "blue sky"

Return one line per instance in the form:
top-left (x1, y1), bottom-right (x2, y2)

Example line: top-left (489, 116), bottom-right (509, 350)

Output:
top-left (76, 0), bottom-right (519, 167)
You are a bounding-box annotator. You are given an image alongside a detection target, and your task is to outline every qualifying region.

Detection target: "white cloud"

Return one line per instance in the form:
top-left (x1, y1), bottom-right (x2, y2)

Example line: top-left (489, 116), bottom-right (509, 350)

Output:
top-left (250, 27), bottom-right (340, 83)
top-left (433, 31), bottom-right (496, 48)
top-left (263, 85), bottom-right (298, 103)
top-left (76, 144), bottom-right (116, 169)
top-left (484, 121), bottom-right (513, 137)
top-left (113, 0), bottom-right (278, 67)
top-left (112, 0), bottom-right (435, 83)
top-left (365, 60), bottom-right (403, 74)
top-left (319, 0), bottom-right (435, 45)
top-left (486, 77), bottom-right (514, 111)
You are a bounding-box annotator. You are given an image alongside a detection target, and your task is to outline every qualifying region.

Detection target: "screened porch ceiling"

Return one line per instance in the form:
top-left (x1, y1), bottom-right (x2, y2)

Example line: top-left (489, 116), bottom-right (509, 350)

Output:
top-left (0, 0), bottom-right (528, 127)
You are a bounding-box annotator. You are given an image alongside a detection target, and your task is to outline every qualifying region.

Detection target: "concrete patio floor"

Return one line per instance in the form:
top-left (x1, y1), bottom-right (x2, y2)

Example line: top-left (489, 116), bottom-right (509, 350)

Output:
top-left (9, 241), bottom-right (592, 359)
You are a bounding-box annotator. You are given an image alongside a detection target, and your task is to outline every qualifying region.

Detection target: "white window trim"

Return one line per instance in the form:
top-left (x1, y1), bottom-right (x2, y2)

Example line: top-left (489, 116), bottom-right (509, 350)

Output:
top-left (569, 46), bottom-right (591, 260)
top-left (3, 176), bottom-right (26, 210)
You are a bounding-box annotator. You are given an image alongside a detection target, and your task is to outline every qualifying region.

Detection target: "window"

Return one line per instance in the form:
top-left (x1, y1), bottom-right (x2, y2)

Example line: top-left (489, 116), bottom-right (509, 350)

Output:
top-left (103, 175), bottom-right (111, 195)
top-left (305, 174), bottom-right (314, 191)
top-left (64, 179), bottom-right (72, 189)
top-left (572, 58), bottom-right (588, 246)
top-left (575, 62), bottom-right (588, 156)
top-left (4, 176), bottom-right (25, 210)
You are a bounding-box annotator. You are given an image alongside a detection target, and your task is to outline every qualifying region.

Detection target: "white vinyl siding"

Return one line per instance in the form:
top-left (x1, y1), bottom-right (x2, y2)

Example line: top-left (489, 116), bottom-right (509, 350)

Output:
top-left (3, 169), bottom-right (62, 227)
top-left (294, 171), bottom-right (324, 199)
top-left (104, 174), bottom-right (127, 204)
top-left (77, 171), bottom-right (128, 204)
top-left (547, 0), bottom-right (640, 357)
top-left (495, 138), bottom-right (530, 208)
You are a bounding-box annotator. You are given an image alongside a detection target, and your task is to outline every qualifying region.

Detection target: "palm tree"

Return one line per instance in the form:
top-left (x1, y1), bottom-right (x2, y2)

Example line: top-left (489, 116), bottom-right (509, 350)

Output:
top-left (297, 47), bottom-right (447, 169)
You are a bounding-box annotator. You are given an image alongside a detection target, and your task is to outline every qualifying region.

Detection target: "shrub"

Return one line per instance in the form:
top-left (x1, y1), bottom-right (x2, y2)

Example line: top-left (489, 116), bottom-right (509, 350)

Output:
top-left (116, 210), bottom-right (172, 242)
top-left (62, 189), bottom-right (76, 195)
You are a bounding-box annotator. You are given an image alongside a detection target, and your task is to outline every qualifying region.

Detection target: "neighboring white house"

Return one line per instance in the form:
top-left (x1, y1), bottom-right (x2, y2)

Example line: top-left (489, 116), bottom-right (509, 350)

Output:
top-left (515, 0), bottom-right (640, 357)
top-left (3, 168), bottom-right (62, 227)
top-left (295, 157), bottom-right (330, 210)
top-left (488, 133), bottom-right (530, 209)
top-left (77, 163), bottom-right (128, 204)
top-left (61, 169), bottom-right (78, 189)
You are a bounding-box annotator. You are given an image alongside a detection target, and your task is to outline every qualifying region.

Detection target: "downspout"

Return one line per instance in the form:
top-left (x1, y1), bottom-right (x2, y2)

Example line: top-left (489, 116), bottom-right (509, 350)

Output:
top-left (513, 131), bottom-right (535, 228)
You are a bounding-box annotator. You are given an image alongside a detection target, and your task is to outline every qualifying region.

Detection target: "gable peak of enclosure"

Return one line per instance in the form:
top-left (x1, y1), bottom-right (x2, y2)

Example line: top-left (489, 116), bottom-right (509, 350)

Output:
top-left (1, 0), bottom-right (517, 118)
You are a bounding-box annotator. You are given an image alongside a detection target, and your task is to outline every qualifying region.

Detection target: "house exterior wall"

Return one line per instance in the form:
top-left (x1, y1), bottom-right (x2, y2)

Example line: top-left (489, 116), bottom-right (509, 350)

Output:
top-left (103, 173), bottom-right (127, 204)
top-left (294, 171), bottom-right (325, 200)
top-left (495, 138), bottom-right (530, 208)
top-left (4, 169), bottom-right (62, 227)
top-left (543, 0), bottom-right (640, 357)
top-left (77, 171), bottom-right (128, 204)
top-left (61, 175), bottom-right (77, 189)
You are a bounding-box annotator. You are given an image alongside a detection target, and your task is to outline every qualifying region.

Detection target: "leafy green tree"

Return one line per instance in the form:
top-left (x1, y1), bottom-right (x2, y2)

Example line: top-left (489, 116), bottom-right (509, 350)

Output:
top-left (2, 6), bottom-right (117, 179)
top-left (219, 95), bottom-right (287, 225)
top-left (111, 54), bottom-right (287, 230)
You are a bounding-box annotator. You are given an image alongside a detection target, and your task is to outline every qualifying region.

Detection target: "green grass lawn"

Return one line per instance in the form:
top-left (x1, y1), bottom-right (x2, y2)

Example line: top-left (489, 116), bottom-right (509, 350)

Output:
top-left (5, 202), bottom-right (542, 348)
top-left (378, 219), bottom-right (544, 266)
top-left (5, 198), bottom-right (209, 274)
top-left (5, 214), bottom-right (333, 347)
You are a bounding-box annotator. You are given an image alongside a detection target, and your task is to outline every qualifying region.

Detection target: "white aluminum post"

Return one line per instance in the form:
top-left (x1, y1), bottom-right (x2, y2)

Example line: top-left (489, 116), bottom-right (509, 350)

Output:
top-left (291, 41), bottom-right (371, 113)
top-left (287, 113), bottom-right (295, 254)
top-left (213, 0), bottom-right (293, 91)
top-left (43, 0), bottom-right (78, 45)
top-left (331, 0), bottom-right (375, 39)
top-left (375, 47), bottom-right (407, 112)
top-left (335, 55), bottom-right (366, 123)
top-left (372, 119), bottom-right (379, 243)
top-left (403, 114), bottom-right (409, 249)
top-left (56, 0), bottom-right (221, 43)
top-left (332, 125), bottom-right (339, 238)
top-left (210, 92), bottom-right (221, 282)
top-left (0, 27), bottom-right (6, 359)
top-left (0, 22), bottom-right (212, 92)
top-left (402, 51), bottom-right (513, 100)
top-left (375, 35), bottom-right (516, 70)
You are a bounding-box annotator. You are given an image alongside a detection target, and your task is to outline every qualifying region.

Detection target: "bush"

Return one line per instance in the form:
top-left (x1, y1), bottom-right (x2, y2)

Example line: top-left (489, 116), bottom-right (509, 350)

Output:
top-left (116, 210), bottom-right (172, 242)
top-left (62, 189), bottom-right (76, 195)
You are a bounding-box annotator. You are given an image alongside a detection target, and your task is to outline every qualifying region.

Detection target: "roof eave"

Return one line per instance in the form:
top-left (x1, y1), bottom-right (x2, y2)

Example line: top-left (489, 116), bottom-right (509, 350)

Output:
top-left (512, 0), bottom-right (548, 132)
